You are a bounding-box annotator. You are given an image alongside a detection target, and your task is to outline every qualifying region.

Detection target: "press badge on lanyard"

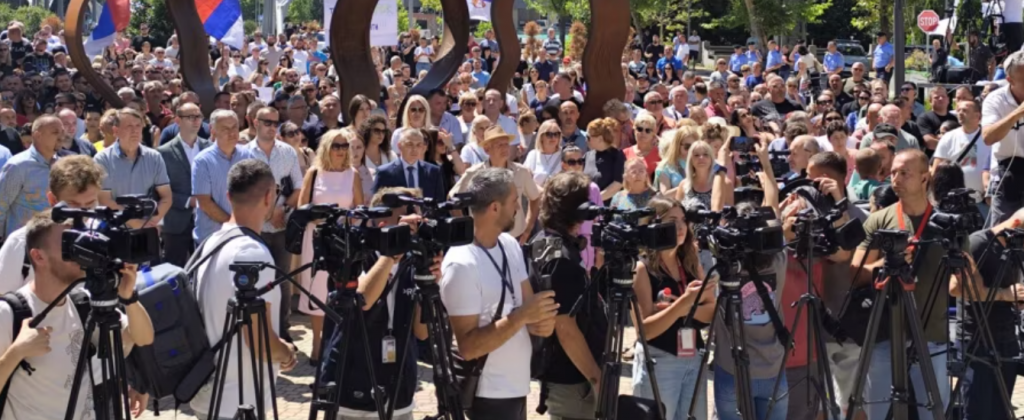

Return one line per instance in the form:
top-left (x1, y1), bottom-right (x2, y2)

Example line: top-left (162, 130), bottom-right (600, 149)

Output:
top-left (382, 335), bottom-right (397, 364)
top-left (383, 272), bottom-right (400, 364)
top-left (677, 328), bottom-right (697, 358)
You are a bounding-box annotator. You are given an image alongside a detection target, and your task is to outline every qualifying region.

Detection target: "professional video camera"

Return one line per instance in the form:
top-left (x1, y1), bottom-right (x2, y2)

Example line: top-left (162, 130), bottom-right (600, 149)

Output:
top-left (687, 206), bottom-right (784, 267)
top-left (929, 188), bottom-right (984, 236)
top-left (784, 179), bottom-right (866, 257)
top-left (54, 195), bottom-right (161, 271)
top-left (578, 204), bottom-right (675, 254)
top-left (730, 136), bottom-right (791, 182)
top-left (380, 193), bottom-right (474, 282)
top-left (285, 204), bottom-right (412, 283)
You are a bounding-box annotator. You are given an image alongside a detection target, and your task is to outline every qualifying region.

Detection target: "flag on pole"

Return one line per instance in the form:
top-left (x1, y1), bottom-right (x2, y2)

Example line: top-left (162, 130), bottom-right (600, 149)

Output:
top-left (467, 0), bottom-right (491, 21)
top-left (84, 0), bottom-right (130, 58)
top-left (197, 0), bottom-right (245, 50)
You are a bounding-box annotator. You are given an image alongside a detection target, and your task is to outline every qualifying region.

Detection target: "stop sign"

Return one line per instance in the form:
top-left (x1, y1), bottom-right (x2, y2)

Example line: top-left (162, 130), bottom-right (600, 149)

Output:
top-left (918, 10), bottom-right (940, 32)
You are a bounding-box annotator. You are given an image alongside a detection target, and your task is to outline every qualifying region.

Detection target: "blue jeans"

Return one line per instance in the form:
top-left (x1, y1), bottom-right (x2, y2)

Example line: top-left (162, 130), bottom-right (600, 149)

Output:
top-left (632, 344), bottom-right (707, 420)
top-left (865, 341), bottom-right (949, 420)
top-left (713, 365), bottom-right (788, 420)
top-left (415, 62), bottom-right (431, 76)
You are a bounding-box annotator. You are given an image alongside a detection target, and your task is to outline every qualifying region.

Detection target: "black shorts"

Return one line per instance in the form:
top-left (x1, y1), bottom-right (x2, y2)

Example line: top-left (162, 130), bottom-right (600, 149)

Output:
top-left (689, 50), bottom-right (699, 60)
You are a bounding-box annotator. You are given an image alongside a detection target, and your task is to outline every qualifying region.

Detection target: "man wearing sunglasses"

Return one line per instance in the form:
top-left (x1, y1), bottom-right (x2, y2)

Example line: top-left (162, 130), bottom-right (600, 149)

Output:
top-left (158, 102), bottom-right (211, 267)
top-left (192, 110), bottom-right (254, 243)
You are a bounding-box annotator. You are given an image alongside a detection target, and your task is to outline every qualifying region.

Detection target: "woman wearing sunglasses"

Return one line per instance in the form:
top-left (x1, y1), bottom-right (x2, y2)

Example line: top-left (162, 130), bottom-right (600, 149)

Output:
top-left (422, 127), bottom-right (466, 195)
top-left (523, 119), bottom-right (564, 187)
top-left (359, 114), bottom-right (397, 174)
top-left (623, 112), bottom-right (662, 178)
top-left (656, 126), bottom-right (699, 197)
top-left (390, 95), bottom-right (432, 154)
top-left (297, 129), bottom-right (363, 364)
top-left (560, 145), bottom-right (602, 269)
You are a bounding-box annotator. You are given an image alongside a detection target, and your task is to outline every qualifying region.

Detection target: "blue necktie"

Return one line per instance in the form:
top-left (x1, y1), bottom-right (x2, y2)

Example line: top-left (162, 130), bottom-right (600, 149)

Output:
top-left (406, 165), bottom-right (417, 189)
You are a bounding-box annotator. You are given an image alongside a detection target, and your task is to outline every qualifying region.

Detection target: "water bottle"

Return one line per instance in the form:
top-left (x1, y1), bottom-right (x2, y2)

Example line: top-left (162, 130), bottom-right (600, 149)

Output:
top-left (656, 287), bottom-right (675, 310)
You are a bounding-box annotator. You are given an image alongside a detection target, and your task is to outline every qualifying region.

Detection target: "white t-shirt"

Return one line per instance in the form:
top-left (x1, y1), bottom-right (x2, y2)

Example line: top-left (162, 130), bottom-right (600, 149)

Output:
top-left (0, 285), bottom-right (127, 420)
top-left (440, 233), bottom-right (531, 399)
top-left (460, 143), bottom-right (490, 167)
top-left (0, 226), bottom-right (30, 292)
top-left (495, 114), bottom-right (521, 146)
top-left (523, 149), bottom-right (562, 186)
top-left (190, 224), bottom-right (281, 419)
top-left (149, 58), bottom-right (174, 70)
top-left (415, 46), bottom-right (434, 63)
top-left (228, 62), bottom-right (253, 80)
top-left (505, 93), bottom-right (520, 117)
top-left (934, 127), bottom-right (990, 202)
top-left (292, 50), bottom-right (310, 76)
top-left (981, 85), bottom-right (1024, 161)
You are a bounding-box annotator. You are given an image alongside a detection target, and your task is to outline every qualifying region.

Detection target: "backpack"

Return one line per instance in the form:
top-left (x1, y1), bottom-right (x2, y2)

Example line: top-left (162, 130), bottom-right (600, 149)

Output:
top-left (0, 289), bottom-right (91, 415)
top-left (126, 226), bottom-right (265, 412)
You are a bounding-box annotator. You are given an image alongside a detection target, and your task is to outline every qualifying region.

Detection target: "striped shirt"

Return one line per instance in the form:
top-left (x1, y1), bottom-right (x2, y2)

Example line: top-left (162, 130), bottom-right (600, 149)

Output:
top-left (0, 146), bottom-right (56, 237)
top-left (94, 141), bottom-right (170, 201)
top-left (191, 145), bottom-right (254, 243)
top-left (242, 140), bottom-right (302, 233)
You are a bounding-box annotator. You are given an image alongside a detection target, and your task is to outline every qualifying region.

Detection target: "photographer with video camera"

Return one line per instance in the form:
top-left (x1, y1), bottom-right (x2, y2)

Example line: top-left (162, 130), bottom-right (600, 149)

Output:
top-left (850, 149), bottom-right (954, 420)
top-left (630, 196), bottom-right (714, 420)
top-left (949, 206), bottom-right (1024, 420)
top-left (190, 160), bottom-right (297, 420)
top-left (528, 172), bottom-right (606, 419)
top-left (440, 167), bottom-right (557, 420)
top-left (316, 186), bottom-right (439, 420)
top-left (0, 210), bottom-right (155, 419)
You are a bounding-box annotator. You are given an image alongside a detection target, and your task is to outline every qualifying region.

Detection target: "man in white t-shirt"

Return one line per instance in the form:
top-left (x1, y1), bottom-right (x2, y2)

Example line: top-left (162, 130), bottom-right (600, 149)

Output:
top-left (440, 168), bottom-right (556, 420)
top-left (483, 89), bottom-right (520, 147)
top-left (0, 212), bottom-right (155, 420)
top-left (981, 51), bottom-right (1024, 227)
top-left (933, 100), bottom-right (990, 211)
top-left (0, 156), bottom-right (104, 293)
top-left (190, 160), bottom-right (297, 420)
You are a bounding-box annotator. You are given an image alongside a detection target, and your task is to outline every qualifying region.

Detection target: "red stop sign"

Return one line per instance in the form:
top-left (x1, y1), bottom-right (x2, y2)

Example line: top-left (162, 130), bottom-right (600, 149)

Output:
top-left (918, 10), bottom-right (940, 32)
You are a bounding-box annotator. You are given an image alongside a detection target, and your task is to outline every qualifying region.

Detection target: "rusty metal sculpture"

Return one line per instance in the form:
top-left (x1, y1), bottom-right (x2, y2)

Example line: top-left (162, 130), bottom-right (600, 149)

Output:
top-left (395, 0), bottom-right (470, 127)
top-left (65, 0), bottom-right (125, 109)
top-left (333, 0), bottom-right (383, 123)
top-left (578, 0), bottom-right (629, 128)
top-left (166, 0), bottom-right (218, 115)
top-left (484, 0), bottom-right (517, 95)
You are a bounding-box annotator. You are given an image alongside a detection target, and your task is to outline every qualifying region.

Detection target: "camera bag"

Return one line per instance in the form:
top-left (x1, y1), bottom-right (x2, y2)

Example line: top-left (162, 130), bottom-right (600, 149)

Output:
top-left (0, 290), bottom-right (91, 415)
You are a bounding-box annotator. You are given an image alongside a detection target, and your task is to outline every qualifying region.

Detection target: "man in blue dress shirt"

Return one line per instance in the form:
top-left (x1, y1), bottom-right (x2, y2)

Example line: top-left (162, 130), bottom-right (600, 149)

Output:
top-left (191, 109), bottom-right (253, 244)
top-left (873, 32), bottom-right (895, 82)
top-left (745, 41), bottom-right (762, 68)
top-left (729, 45), bottom-right (747, 75)
top-left (824, 41), bottom-right (845, 77)
top-left (766, 40), bottom-right (785, 75)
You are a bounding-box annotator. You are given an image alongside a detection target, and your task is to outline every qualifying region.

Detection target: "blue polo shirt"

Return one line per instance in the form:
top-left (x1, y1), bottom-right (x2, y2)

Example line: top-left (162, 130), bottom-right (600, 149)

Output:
top-left (657, 56), bottom-right (684, 74)
top-left (873, 42), bottom-right (894, 68)
top-left (766, 50), bottom-right (783, 70)
top-left (729, 53), bottom-right (747, 72)
top-left (823, 51), bottom-right (845, 73)
top-left (745, 50), bottom-right (761, 65)
top-left (191, 145), bottom-right (254, 243)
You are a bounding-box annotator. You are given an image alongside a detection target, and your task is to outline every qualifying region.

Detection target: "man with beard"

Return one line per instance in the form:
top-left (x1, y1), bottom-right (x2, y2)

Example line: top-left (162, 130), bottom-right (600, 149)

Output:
top-left (441, 167), bottom-right (557, 420)
top-left (751, 75), bottom-right (805, 121)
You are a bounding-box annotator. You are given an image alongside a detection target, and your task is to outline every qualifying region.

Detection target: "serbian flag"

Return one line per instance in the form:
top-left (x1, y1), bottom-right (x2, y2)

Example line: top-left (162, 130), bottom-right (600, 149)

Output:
top-left (84, 0), bottom-right (129, 58)
top-left (197, 0), bottom-right (244, 50)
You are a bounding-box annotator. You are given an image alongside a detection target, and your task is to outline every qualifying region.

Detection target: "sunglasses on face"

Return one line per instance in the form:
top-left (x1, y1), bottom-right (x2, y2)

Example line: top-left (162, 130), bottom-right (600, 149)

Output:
top-left (636, 127), bottom-right (654, 134)
top-left (409, 107), bottom-right (425, 113)
top-left (825, 116), bottom-right (843, 122)
top-left (464, 101), bottom-right (478, 107)
top-left (331, 142), bottom-right (350, 151)
top-left (371, 127), bottom-right (387, 135)
top-left (818, 100), bottom-right (833, 105)
top-left (258, 118), bottom-right (279, 127)
top-left (901, 87), bottom-right (913, 92)
top-left (282, 129), bottom-right (299, 137)
top-left (542, 131), bottom-right (561, 138)
top-left (564, 158), bottom-right (585, 166)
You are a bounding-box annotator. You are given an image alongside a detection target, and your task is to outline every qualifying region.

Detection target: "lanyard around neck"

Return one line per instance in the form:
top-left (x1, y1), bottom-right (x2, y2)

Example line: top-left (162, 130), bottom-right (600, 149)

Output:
top-left (475, 240), bottom-right (513, 301)
top-left (896, 201), bottom-right (933, 245)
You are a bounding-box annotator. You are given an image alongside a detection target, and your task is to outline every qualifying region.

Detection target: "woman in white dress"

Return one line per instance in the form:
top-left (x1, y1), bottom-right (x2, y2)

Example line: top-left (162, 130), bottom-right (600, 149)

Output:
top-left (360, 114), bottom-right (397, 174)
top-left (459, 115), bottom-right (493, 166)
top-left (522, 119), bottom-right (563, 187)
top-left (297, 129), bottom-right (364, 364)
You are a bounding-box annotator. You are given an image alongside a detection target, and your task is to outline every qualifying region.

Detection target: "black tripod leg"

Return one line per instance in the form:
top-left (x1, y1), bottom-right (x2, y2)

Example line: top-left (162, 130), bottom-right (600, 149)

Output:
top-left (324, 310), bottom-right (351, 420)
top-left (845, 280), bottom-right (889, 420)
top-left (109, 321), bottom-right (132, 420)
top-left (725, 292), bottom-right (756, 420)
top-left (810, 304), bottom-right (842, 420)
top-left (258, 307), bottom-right (281, 420)
top-left (209, 311), bottom-right (237, 420)
top-left (353, 302), bottom-right (389, 420)
top-left (596, 293), bottom-right (624, 420)
top-left (64, 317), bottom-right (96, 420)
top-left (901, 289), bottom-right (947, 420)
top-left (630, 293), bottom-right (666, 420)
top-left (764, 297), bottom-right (801, 420)
top-left (686, 296), bottom-right (722, 420)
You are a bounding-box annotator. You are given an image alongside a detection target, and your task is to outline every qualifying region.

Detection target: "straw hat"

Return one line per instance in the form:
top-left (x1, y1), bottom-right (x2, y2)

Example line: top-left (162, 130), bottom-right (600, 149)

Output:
top-left (479, 125), bottom-right (516, 146)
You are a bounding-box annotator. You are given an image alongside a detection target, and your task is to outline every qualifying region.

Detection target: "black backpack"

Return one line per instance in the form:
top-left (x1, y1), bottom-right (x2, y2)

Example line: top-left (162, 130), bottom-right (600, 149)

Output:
top-left (127, 226), bottom-right (266, 412)
top-left (0, 289), bottom-right (91, 415)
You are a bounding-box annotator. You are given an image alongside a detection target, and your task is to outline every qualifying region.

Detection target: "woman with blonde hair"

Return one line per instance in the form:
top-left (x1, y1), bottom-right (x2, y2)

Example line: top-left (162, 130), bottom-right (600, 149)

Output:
top-left (700, 122), bottom-right (727, 153)
top-left (459, 114), bottom-right (493, 166)
top-left (611, 157), bottom-right (656, 211)
top-left (297, 129), bottom-right (363, 363)
top-left (656, 126), bottom-right (699, 196)
top-left (623, 112), bottom-right (661, 177)
top-left (675, 140), bottom-right (715, 208)
top-left (389, 94), bottom-right (432, 154)
top-left (523, 119), bottom-right (563, 186)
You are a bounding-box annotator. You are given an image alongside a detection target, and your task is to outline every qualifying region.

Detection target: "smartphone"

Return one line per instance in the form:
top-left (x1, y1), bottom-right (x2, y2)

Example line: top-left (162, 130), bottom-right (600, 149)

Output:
top-left (730, 136), bottom-right (750, 153)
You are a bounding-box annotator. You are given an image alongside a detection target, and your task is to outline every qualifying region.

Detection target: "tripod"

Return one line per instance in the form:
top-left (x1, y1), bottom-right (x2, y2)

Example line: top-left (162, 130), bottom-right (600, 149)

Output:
top-left (52, 270), bottom-right (132, 420)
top-left (389, 262), bottom-right (465, 420)
top-left (594, 255), bottom-right (666, 420)
top-left (683, 258), bottom-right (791, 420)
top-left (844, 236), bottom-right (946, 420)
top-left (764, 234), bottom-right (842, 420)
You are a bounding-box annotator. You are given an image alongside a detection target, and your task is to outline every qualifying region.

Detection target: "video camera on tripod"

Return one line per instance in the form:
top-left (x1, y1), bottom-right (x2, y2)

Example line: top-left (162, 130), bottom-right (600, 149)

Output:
top-left (577, 203), bottom-right (676, 287)
top-left (380, 193), bottom-right (475, 282)
top-left (730, 136), bottom-right (790, 190)
top-left (784, 179), bottom-right (866, 257)
top-left (687, 205), bottom-right (784, 273)
top-left (929, 188), bottom-right (984, 238)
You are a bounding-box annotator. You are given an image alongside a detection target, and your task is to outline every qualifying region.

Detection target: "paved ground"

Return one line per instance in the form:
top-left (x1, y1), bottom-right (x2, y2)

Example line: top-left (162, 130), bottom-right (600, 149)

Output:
top-left (138, 311), bottom-right (1024, 420)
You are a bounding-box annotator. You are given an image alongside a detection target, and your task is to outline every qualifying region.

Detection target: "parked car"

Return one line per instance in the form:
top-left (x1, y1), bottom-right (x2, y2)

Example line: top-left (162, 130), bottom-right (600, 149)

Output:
top-left (835, 40), bottom-right (870, 72)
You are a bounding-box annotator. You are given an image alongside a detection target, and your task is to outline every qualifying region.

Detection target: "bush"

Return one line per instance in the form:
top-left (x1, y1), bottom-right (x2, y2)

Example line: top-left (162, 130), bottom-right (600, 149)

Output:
top-left (0, 4), bottom-right (53, 36)
top-left (905, 49), bottom-right (930, 72)
top-left (473, 21), bottom-right (492, 39)
top-left (523, 21), bottom-right (541, 61)
top-left (244, 20), bottom-right (258, 37)
top-left (568, 21), bottom-right (587, 62)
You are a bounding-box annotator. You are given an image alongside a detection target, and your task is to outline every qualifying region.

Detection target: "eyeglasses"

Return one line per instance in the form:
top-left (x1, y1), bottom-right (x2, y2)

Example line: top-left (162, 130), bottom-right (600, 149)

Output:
top-left (636, 127), bottom-right (654, 134)
top-left (825, 116), bottom-right (843, 122)
top-left (817, 100), bottom-right (833, 105)
top-left (563, 158), bottom-right (585, 166)
top-left (282, 129), bottom-right (299, 137)
top-left (371, 128), bottom-right (387, 135)
top-left (179, 114), bottom-right (203, 121)
top-left (330, 142), bottom-right (350, 150)
top-left (901, 87), bottom-right (913, 92)
top-left (258, 118), bottom-right (279, 127)
top-left (409, 107), bottom-right (426, 113)
top-left (858, 96), bottom-right (869, 101)
top-left (542, 131), bottom-right (561, 138)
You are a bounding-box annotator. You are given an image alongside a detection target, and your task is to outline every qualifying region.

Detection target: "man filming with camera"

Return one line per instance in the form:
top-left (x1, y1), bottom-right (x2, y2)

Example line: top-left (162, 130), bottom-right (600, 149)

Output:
top-left (190, 159), bottom-right (298, 420)
top-left (440, 167), bottom-right (557, 420)
top-left (851, 149), bottom-right (954, 420)
top-left (322, 186), bottom-right (441, 420)
top-left (0, 211), bottom-right (155, 419)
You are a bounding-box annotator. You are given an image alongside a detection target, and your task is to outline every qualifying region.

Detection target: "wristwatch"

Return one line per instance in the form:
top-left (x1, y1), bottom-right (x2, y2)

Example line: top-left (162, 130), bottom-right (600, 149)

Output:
top-left (119, 290), bottom-right (140, 306)
top-left (712, 163), bottom-right (727, 175)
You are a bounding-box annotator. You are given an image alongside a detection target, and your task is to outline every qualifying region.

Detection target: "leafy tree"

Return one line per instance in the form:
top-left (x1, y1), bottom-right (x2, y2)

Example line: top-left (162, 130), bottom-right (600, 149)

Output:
top-left (0, 4), bottom-right (54, 36)
top-left (128, 0), bottom-right (172, 46)
top-left (285, 0), bottom-right (320, 25)
top-left (244, 19), bottom-right (259, 36)
top-left (474, 21), bottom-right (493, 39)
top-left (706, 0), bottom-right (830, 47)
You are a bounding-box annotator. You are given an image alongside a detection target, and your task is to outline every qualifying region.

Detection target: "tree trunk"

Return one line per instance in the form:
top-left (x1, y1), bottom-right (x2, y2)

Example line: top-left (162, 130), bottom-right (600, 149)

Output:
top-left (743, 0), bottom-right (767, 50)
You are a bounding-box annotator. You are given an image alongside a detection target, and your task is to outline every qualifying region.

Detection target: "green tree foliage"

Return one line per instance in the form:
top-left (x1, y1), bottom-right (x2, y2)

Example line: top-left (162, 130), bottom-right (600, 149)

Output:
top-left (706, 0), bottom-right (831, 41)
top-left (285, 0), bottom-right (320, 25)
top-left (474, 21), bottom-right (493, 38)
top-left (398, 1), bottom-right (411, 31)
top-left (244, 19), bottom-right (259, 36)
top-left (0, 4), bottom-right (55, 37)
top-left (634, 0), bottom-right (708, 34)
top-left (129, 0), bottom-right (173, 46)
top-left (524, 0), bottom-right (590, 24)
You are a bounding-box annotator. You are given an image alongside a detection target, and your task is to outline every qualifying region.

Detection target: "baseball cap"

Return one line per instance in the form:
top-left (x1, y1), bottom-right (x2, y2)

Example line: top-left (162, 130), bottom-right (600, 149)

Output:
top-left (873, 123), bottom-right (899, 140)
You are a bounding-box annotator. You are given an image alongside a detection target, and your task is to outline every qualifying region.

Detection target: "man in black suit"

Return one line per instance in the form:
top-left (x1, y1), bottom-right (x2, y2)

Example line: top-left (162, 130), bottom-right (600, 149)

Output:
top-left (157, 103), bottom-right (212, 267)
top-left (372, 128), bottom-right (446, 203)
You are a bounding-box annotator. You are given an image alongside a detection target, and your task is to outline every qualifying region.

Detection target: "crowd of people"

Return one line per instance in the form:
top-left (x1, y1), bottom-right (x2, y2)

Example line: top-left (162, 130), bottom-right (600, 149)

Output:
top-left (0, 16), bottom-right (1022, 420)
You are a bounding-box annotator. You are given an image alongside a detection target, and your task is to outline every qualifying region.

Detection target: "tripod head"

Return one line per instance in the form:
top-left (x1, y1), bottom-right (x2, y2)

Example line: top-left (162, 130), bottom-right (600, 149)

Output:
top-left (579, 203), bottom-right (677, 288)
top-left (875, 229), bottom-right (915, 290)
top-left (230, 262), bottom-right (264, 302)
top-left (381, 193), bottom-right (475, 284)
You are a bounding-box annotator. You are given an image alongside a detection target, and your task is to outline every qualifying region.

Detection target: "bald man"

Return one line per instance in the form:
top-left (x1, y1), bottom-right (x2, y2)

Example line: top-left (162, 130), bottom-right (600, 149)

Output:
top-left (858, 105), bottom-right (920, 151)
top-left (57, 109), bottom-right (96, 157)
top-left (789, 134), bottom-right (821, 175)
